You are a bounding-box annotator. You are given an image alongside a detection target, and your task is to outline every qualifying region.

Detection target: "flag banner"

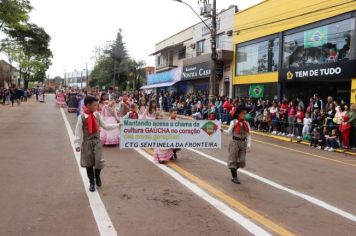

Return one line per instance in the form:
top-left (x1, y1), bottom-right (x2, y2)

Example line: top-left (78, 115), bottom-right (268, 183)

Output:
top-left (304, 26), bottom-right (328, 48)
top-left (249, 84), bottom-right (264, 98)
top-left (120, 119), bottom-right (221, 149)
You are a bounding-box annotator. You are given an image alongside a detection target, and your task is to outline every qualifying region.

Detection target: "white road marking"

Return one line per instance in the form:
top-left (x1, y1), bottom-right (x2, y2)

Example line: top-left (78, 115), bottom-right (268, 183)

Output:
top-left (188, 148), bottom-right (356, 222)
top-left (60, 108), bottom-right (118, 236)
top-left (133, 148), bottom-right (272, 236)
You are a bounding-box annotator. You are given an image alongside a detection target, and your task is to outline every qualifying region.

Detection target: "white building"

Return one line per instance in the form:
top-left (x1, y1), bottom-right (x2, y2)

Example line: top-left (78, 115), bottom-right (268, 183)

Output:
top-left (143, 5), bottom-right (237, 97)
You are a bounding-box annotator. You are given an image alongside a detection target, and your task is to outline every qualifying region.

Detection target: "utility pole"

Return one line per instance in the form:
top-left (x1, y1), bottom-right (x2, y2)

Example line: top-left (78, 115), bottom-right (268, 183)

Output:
top-left (173, 0), bottom-right (217, 103)
top-left (209, 0), bottom-right (217, 103)
top-left (85, 63), bottom-right (89, 90)
top-left (80, 70), bottom-right (83, 90)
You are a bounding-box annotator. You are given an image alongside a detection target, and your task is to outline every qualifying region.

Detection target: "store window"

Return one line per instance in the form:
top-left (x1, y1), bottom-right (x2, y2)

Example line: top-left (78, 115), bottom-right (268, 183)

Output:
top-left (178, 47), bottom-right (186, 59)
top-left (157, 54), bottom-right (164, 67)
top-left (217, 34), bottom-right (225, 49)
top-left (283, 18), bottom-right (355, 68)
top-left (197, 40), bottom-right (205, 56)
top-left (236, 38), bottom-right (279, 75)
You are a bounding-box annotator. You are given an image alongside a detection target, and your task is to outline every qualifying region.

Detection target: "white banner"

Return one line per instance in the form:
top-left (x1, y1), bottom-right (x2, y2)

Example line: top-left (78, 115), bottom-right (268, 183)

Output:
top-left (120, 119), bottom-right (221, 149)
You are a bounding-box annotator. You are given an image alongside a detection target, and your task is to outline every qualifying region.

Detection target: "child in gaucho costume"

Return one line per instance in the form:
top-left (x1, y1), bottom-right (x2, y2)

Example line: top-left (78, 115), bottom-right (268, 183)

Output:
top-left (74, 96), bottom-right (120, 192)
top-left (227, 105), bottom-right (251, 184)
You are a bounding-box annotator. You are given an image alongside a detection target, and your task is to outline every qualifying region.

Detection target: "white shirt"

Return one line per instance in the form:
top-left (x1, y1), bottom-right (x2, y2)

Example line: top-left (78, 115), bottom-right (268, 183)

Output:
top-left (303, 117), bottom-right (312, 127)
top-left (227, 119), bottom-right (251, 148)
top-left (74, 112), bottom-right (119, 148)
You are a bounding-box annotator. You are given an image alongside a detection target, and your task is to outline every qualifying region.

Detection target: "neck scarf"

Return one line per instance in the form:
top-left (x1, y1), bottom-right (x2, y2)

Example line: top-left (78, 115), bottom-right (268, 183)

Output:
top-left (83, 106), bottom-right (99, 135)
top-left (129, 111), bottom-right (139, 119)
top-left (234, 119), bottom-right (249, 134)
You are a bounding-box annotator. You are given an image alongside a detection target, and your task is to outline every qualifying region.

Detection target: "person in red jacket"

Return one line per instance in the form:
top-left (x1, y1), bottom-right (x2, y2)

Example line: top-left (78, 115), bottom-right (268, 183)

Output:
top-left (296, 106), bottom-right (305, 139)
top-left (279, 100), bottom-right (289, 135)
top-left (340, 115), bottom-right (351, 149)
top-left (222, 98), bottom-right (233, 124)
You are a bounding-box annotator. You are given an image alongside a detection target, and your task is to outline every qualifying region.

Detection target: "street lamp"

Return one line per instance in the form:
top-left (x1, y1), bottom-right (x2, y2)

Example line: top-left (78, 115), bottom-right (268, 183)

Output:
top-left (173, 0), bottom-right (217, 103)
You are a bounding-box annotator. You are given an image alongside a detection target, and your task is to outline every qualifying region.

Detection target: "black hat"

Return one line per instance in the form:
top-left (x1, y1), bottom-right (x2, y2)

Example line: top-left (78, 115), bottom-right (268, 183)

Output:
top-left (236, 105), bottom-right (248, 114)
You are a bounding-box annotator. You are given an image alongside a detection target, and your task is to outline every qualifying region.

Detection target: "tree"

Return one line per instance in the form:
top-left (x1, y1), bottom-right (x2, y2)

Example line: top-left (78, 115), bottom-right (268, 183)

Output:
top-left (90, 29), bottom-right (145, 91)
top-left (0, 0), bottom-right (31, 29)
top-left (0, 0), bottom-right (31, 50)
top-left (5, 23), bottom-right (53, 87)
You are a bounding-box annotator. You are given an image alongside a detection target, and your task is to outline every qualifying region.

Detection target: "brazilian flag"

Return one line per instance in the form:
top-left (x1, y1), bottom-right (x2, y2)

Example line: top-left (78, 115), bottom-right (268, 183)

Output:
top-left (249, 84), bottom-right (264, 98)
top-left (304, 26), bottom-right (328, 48)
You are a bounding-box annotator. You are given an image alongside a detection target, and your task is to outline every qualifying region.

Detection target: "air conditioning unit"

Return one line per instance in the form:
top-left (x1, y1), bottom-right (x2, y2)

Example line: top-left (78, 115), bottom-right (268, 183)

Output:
top-left (200, 4), bottom-right (212, 17)
top-left (226, 30), bottom-right (233, 37)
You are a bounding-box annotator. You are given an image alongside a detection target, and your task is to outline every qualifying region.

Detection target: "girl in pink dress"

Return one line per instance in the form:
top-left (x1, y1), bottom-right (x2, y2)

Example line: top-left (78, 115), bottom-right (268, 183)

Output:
top-left (56, 90), bottom-right (67, 107)
top-left (143, 100), bottom-right (158, 120)
top-left (138, 97), bottom-right (147, 118)
top-left (100, 100), bottom-right (120, 145)
top-left (153, 111), bottom-right (174, 164)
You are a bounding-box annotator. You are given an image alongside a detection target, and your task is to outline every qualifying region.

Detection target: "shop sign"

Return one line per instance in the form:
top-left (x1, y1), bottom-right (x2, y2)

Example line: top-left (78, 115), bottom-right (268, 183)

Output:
top-left (279, 60), bottom-right (356, 82)
top-left (182, 62), bottom-right (211, 80)
top-left (182, 61), bottom-right (223, 80)
top-left (147, 68), bottom-right (181, 85)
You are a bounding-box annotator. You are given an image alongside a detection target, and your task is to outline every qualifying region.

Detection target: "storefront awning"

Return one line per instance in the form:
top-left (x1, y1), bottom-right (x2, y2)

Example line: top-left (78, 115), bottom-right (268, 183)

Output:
top-left (140, 81), bottom-right (177, 90)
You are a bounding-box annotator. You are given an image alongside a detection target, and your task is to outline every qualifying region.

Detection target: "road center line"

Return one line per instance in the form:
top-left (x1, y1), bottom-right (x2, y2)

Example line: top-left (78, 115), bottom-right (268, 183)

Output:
top-left (134, 148), bottom-right (272, 236)
top-left (60, 108), bottom-right (118, 236)
top-left (187, 148), bottom-right (356, 222)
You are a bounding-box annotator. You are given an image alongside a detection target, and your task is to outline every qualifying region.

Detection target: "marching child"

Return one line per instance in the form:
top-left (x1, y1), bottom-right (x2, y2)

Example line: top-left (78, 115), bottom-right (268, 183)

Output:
top-left (169, 108), bottom-right (180, 159)
top-left (153, 111), bottom-right (174, 164)
top-left (227, 105), bottom-right (251, 184)
top-left (74, 96), bottom-right (120, 192)
top-left (123, 103), bottom-right (139, 119)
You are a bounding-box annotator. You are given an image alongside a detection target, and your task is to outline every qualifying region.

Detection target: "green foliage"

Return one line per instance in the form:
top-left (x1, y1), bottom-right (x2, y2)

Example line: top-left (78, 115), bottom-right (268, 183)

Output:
top-left (0, 0), bottom-right (32, 32)
top-left (0, 1), bottom-right (52, 88)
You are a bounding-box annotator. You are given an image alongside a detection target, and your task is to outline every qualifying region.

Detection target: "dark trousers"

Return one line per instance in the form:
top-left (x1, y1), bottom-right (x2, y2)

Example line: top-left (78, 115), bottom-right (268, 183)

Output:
top-left (86, 167), bottom-right (101, 184)
top-left (297, 123), bottom-right (303, 137)
top-left (326, 139), bottom-right (338, 149)
top-left (310, 138), bottom-right (321, 147)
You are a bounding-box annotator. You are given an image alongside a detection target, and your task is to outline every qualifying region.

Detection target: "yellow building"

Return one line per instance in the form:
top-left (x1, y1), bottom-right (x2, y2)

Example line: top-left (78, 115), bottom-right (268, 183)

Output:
top-left (233, 0), bottom-right (356, 103)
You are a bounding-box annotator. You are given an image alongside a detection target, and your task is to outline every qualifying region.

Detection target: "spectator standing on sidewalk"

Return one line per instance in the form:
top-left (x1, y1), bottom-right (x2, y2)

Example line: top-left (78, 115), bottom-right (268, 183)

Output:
top-left (222, 98), bottom-right (232, 124)
top-left (313, 93), bottom-right (323, 112)
top-left (326, 103), bottom-right (336, 130)
top-left (297, 97), bottom-right (305, 111)
top-left (302, 112), bottom-right (312, 140)
top-left (287, 100), bottom-right (297, 137)
top-left (296, 106), bottom-right (305, 139)
top-left (279, 100), bottom-right (288, 135)
top-left (269, 101), bottom-right (279, 134)
top-left (340, 115), bottom-right (351, 149)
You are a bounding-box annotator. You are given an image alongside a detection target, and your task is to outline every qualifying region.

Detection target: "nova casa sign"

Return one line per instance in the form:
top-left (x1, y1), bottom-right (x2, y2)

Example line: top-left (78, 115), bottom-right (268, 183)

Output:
top-left (182, 62), bottom-right (211, 80)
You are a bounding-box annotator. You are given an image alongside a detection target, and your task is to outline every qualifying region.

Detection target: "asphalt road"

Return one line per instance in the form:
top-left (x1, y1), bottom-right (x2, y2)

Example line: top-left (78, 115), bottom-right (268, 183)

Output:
top-left (1, 95), bottom-right (355, 236)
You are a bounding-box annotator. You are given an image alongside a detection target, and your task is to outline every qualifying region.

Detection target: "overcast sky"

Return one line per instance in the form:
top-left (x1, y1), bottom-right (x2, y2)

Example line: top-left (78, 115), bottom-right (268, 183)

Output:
top-left (27, 0), bottom-right (262, 77)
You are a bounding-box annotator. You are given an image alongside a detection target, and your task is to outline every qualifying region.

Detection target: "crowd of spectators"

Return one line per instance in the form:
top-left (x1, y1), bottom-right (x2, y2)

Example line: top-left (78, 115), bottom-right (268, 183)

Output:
top-left (145, 91), bottom-right (356, 152)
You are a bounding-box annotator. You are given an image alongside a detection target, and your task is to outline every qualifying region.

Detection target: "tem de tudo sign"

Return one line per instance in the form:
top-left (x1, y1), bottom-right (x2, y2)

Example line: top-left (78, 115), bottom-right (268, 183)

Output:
top-left (279, 60), bottom-right (356, 82)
